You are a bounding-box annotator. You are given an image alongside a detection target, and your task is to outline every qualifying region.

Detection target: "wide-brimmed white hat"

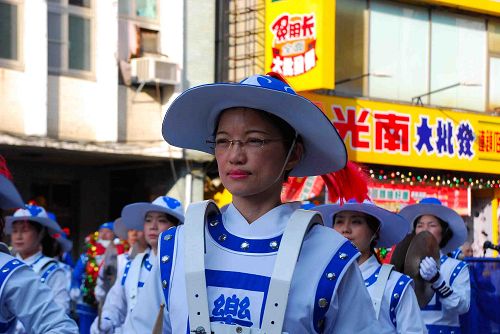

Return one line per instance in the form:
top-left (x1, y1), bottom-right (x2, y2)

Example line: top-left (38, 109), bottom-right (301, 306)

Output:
top-left (315, 199), bottom-right (410, 247)
top-left (52, 231), bottom-right (73, 253)
top-left (5, 204), bottom-right (63, 235)
top-left (121, 196), bottom-right (185, 231)
top-left (399, 197), bottom-right (467, 254)
top-left (113, 217), bottom-right (128, 241)
top-left (0, 156), bottom-right (24, 209)
top-left (162, 73), bottom-right (347, 177)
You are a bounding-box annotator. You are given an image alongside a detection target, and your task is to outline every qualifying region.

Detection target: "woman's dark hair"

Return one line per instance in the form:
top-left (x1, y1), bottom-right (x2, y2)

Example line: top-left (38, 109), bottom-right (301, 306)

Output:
top-left (414, 215), bottom-right (453, 249)
top-left (166, 214), bottom-right (180, 226)
top-left (29, 221), bottom-right (59, 258)
top-left (365, 214), bottom-right (381, 255)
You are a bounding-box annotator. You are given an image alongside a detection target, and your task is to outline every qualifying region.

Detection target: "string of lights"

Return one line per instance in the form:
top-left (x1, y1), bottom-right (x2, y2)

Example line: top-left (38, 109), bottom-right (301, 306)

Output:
top-left (367, 167), bottom-right (500, 189)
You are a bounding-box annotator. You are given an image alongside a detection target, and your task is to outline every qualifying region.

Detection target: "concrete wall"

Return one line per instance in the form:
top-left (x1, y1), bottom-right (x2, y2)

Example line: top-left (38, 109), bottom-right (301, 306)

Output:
top-left (184, 0), bottom-right (216, 87)
top-left (0, 0), bottom-right (47, 136)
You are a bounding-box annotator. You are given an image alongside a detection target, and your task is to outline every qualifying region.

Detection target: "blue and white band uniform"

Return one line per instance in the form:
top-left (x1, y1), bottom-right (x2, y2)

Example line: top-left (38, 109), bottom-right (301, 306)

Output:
top-left (16, 251), bottom-right (70, 313)
top-left (421, 254), bottom-right (470, 334)
top-left (98, 248), bottom-right (155, 332)
top-left (0, 252), bottom-right (78, 333)
top-left (125, 202), bottom-right (378, 333)
top-left (360, 255), bottom-right (426, 333)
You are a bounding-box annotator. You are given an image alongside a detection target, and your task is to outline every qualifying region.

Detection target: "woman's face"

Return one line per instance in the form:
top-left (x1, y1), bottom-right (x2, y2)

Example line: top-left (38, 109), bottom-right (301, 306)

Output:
top-left (11, 220), bottom-right (41, 258)
top-left (333, 211), bottom-right (374, 254)
top-left (127, 229), bottom-right (139, 245)
top-left (99, 228), bottom-right (114, 241)
top-left (414, 214), bottom-right (443, 245)
top-left (143, 212), bottom-right (177, 247)
top-left (214, 108), bottom-right (301, 201)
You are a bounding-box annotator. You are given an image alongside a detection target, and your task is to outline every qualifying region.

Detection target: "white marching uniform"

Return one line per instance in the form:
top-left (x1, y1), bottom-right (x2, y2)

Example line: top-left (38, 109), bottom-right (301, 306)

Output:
top-left (0, 252), bottom-right (78, 333)
top-left (94, 251), bottom-right (131, 304)
top-left (125, 202), bottom-right (377, 333)
top-left (360, 255), bottom-right (426, 334)
top-left (421, 255), bottom-right (470, 334)
top-left (97, 248), bottom-right (154, 333)
top-left (16, 251), bottom-right (70, 313)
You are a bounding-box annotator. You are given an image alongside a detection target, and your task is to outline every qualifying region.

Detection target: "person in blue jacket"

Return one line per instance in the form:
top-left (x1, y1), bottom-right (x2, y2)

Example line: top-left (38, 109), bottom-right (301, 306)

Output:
top-left (0, 155), bottom-right (78, 333)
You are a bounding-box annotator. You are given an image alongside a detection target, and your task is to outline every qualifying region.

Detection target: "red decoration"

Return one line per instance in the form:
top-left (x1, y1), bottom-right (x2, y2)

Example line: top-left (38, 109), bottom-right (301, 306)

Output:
top-left (321, 161), bottom-right (370, 204)
top-left (0, 156), bottom-right (13, 180)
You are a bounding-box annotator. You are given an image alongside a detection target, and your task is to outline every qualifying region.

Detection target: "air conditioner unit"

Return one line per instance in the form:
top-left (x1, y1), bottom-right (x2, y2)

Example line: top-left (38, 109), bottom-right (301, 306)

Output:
top-left (130, 57), bottom-right (180, 85)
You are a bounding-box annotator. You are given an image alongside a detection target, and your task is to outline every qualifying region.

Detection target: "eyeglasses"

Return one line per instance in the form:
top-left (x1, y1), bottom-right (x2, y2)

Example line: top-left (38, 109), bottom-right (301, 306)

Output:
top-left (205, 138), bottom-right (283, 151)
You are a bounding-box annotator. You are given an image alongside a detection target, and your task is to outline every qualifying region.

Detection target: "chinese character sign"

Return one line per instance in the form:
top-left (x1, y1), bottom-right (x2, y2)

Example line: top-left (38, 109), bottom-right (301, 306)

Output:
top-left (265, 0), bottom-right (335, 91)
top-left (368, 182), bottom-right (470, 215)
top-left (301, 93), bottom-right (500, 174)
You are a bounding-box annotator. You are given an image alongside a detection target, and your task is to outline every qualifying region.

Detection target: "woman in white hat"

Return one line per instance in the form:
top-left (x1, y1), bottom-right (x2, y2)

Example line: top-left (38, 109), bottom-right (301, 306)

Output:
top-left (126, 73), bottom-right (377, 334)
top-left (91, 196), bottom-right (183, 333)
top-left (400, 198), bottom-right (470, 334)
top-left (6, 204), bottom-right (71, 315)
top-left (315, 200), bottom-right (426, 333)
top-left (0, 156), bottom-right (77, 333)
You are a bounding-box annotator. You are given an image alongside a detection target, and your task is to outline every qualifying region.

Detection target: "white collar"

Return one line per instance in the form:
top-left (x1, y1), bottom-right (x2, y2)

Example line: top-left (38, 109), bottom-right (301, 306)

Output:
top-left (17, 250), bottom-right (43, 265)
top-left (358, 254), bottom-right (381, 279)
top-left (222, 202), bottom-right (301, 239)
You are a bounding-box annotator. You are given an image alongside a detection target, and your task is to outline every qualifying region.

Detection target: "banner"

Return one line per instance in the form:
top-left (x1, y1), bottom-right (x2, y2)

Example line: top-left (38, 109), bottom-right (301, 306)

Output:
top-left (265, 0), bottom-right (335, 91)
top-left (460, 258), bottom-right (500, 334)
top-left (302, 93), bottom-right (500, 175)
top-left (368, 182), bottom-right (470, 215)
top-left (281, 176), bottom-right (324, 202)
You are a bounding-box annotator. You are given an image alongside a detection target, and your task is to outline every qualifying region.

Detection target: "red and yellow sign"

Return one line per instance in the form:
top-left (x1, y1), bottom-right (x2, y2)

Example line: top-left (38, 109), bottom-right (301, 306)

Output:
top-left (302, 93), bottom-right (500, 175)
top-left (265, 0), bottom-right (335, 91)
top-left (420, 0), bottom-right (500, 16)
top-left (369, 182), bottom-right (470, 216)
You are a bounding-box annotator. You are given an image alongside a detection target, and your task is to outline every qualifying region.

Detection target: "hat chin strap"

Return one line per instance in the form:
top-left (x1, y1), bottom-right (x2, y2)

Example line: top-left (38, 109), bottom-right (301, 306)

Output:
top-left (265, 133), bottom-right (298, 196)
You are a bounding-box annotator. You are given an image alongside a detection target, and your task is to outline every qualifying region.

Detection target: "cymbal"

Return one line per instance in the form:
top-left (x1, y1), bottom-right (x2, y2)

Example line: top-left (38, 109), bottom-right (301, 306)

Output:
top-left (404, 230), bottom-right (440, 307)
top-left (390, 233), bottom-right (415, 273)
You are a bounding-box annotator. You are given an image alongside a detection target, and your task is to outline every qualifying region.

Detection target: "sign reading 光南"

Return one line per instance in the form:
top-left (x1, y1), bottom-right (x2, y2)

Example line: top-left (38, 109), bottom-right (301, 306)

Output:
top-left (301, 92), bottom-right (500, 175)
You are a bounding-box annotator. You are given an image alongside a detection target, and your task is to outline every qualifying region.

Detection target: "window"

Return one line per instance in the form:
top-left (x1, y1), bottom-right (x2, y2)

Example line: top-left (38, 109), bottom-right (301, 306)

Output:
top-left (488, 20), bottom-right (500, 113)
top-left (118, 0), bottom-right (159, 60)
top-left (335, 0), bottom-right (367, 96)
top-left (337, 0), bottom-right (491, 112)
top-left (0, 0), bottom-right (21, 65)
top-left (369, 1), bottom-right (429, 102)
top-left (119, 0), bottom-right (157, 21)
top-left (48, 0), bottom-right (93, 74)
top-left (430, 12), bottom-right (486, 111)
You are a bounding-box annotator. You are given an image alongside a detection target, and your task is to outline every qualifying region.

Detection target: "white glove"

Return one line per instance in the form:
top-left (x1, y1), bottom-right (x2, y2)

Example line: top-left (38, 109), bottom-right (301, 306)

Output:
top-left (419, 256), bottom-right (439, 282)
top-left (90, 317), bottom-right (113, 334)
top-left (94, 277), bottom-right (106, 304)
top-left (69, 288), bottom-right (81, 301)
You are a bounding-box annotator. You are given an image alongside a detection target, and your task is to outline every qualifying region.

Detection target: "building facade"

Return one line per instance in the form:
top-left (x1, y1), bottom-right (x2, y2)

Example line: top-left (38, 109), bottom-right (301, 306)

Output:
top-left (0, 0), bottom-right (216, 255)
top-left (222, 0), bottom-right (500, 256)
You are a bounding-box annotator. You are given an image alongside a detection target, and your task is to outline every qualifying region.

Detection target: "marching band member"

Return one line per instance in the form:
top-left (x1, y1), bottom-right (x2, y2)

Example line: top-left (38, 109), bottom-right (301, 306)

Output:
top-left (6, 205), bottom-right (71, 314)
top-left (400, 198), bottom-right (470, 334)
top-left (71, 222), bottom-right (122, 334)
top-left (93, 217), bottom-right (147, 306)
top-left (0, 155), bottom-right (78, 333)
top-left (316, 200), bottom-right (426, 333)
top-left (126, 73), bottom-right (377, 333)
top-left (91, 196), bottom-right (184, 333)
top-left (52, 229), bottom-right (74, 294)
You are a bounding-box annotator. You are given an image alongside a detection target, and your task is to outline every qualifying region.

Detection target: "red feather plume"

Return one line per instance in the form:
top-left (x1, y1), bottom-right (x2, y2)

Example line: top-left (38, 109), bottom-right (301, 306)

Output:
top-left (320, 161), bottom-right (370, 204)
top-left (0, 155), bottom-right (13, 181)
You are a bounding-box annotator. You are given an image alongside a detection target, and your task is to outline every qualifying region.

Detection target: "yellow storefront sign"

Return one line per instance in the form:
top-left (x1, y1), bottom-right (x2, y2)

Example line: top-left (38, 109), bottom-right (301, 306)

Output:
top-left (419, 0), bottom-right (500, 16)
top-left (264, 0), bottom-right (335, 91)
top-left (302, 93), bottom-right (500, 175)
